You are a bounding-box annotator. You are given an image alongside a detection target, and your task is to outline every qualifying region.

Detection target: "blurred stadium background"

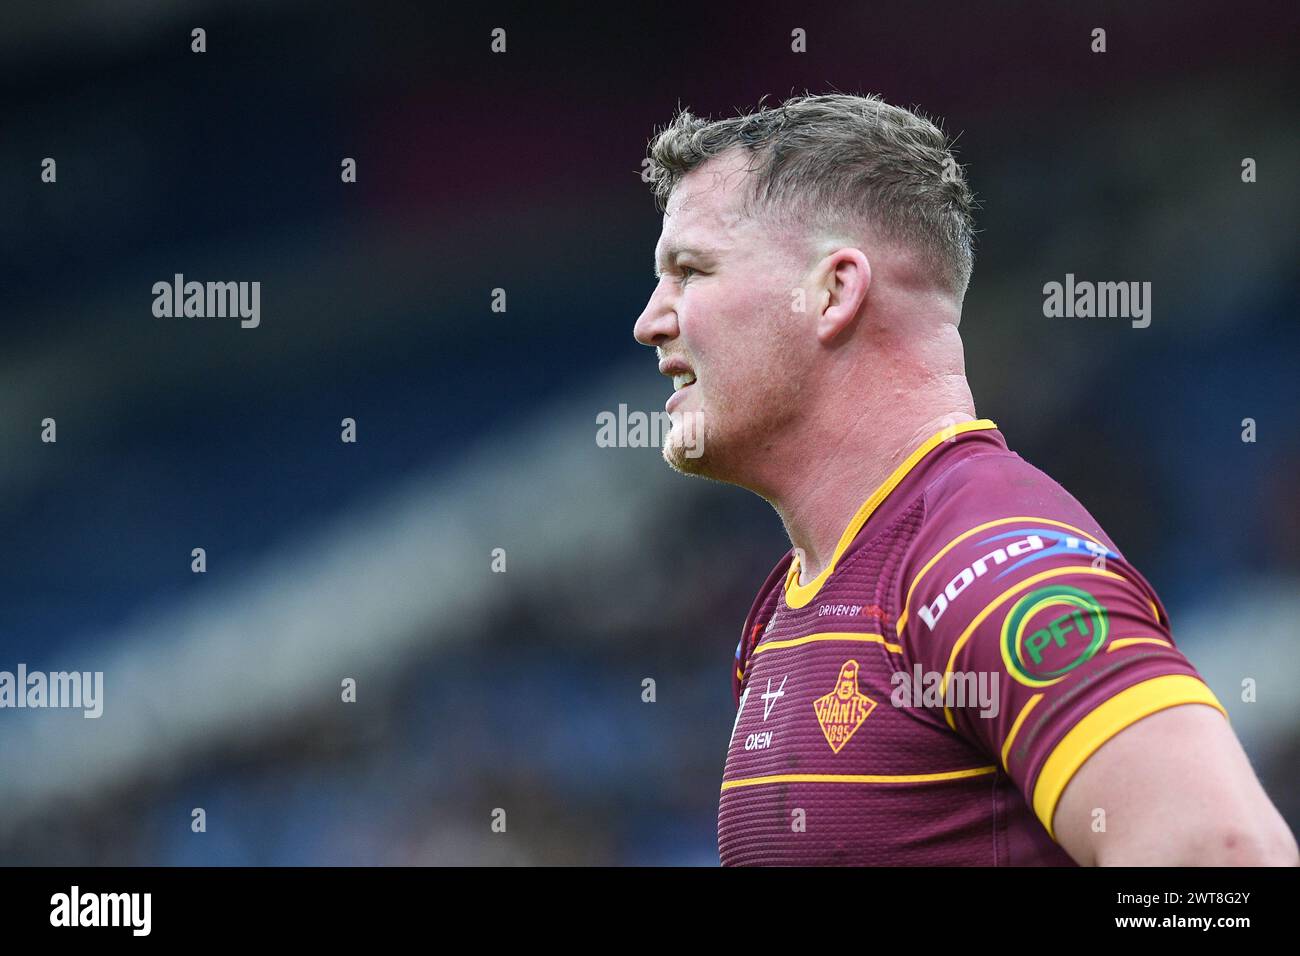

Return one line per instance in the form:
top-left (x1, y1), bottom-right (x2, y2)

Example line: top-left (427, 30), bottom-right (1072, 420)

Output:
top-left (0, 0), bottom-right (1296, 864)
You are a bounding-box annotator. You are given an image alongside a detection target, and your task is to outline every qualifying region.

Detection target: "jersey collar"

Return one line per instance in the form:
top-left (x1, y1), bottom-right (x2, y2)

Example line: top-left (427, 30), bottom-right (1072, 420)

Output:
top-left (783, 419), bottom-right (999, 609)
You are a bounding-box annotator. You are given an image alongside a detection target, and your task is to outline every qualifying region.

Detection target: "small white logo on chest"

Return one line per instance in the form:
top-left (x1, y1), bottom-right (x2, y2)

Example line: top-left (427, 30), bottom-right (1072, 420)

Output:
top-left (761, 675), bottom-right (787, 720)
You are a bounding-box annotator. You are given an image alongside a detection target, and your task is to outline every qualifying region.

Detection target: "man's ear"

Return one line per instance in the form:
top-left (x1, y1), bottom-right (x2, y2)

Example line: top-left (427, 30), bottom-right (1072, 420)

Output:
top-left (815, 247), bottom-right (871, 345)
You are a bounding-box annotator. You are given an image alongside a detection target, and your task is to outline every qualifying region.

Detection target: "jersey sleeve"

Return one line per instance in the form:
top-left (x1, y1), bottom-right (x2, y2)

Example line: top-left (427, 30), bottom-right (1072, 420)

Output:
top-left (895, 460), bottom-right (1228, 840)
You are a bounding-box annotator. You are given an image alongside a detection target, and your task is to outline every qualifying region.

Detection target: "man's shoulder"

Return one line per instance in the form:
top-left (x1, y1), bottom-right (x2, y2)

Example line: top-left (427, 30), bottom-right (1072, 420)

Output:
top-left (893, 439), bottom-right (1131, 637)
top-left (916, 442), bottom-right (1113, 552)
top-left (890, 429), bottom-right (1167, 652)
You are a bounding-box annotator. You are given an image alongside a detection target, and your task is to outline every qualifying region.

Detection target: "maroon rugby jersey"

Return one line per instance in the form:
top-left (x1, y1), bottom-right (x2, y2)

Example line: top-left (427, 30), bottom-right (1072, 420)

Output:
top-left (719, 419), bottom-right (1227, 865)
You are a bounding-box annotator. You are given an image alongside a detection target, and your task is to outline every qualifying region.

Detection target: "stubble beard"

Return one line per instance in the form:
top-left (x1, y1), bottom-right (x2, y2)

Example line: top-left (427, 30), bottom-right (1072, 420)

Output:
top-left (662, 405), bottom-right (713, 476)
top-left (662, 382), bottom-right (796, 489)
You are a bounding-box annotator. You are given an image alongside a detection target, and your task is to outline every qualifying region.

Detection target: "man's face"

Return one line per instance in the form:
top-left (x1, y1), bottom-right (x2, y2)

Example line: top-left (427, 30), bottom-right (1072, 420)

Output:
top-left (835, 661), bottom-right (860, 699)
top-left (634, 150), bottom-right (813, 487)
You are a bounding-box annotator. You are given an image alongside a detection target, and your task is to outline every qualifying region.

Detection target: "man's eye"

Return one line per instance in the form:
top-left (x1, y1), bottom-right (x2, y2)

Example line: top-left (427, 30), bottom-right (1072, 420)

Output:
top-left (678, 266), bottom-right (698, 283)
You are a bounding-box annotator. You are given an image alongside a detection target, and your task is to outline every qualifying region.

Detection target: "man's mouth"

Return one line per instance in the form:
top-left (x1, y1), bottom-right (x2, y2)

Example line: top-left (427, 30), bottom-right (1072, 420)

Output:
top-left (672, 371), bottom-right (697, 392)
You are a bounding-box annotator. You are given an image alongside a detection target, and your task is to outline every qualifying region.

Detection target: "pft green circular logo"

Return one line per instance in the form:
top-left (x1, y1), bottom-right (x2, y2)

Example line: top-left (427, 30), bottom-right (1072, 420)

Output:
top-left (1000, 584), bottom-right (1108, 687)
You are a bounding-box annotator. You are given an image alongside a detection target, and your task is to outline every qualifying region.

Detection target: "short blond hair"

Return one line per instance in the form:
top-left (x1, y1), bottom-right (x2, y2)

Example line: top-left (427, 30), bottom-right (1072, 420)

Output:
top-left (645, 92), bottom-right (976, 297)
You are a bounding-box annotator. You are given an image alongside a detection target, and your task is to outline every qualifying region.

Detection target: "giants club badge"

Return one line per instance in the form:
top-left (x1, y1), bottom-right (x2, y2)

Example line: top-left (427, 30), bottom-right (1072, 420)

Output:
top-left (813, 660), bottom-right (877, 753)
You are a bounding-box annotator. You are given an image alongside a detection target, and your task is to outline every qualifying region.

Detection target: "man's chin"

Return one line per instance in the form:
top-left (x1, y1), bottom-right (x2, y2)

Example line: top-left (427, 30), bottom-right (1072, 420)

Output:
top-left (663, 440), bottom-right (710, 476)
top-left (661, 419), bottom-right (713, 477)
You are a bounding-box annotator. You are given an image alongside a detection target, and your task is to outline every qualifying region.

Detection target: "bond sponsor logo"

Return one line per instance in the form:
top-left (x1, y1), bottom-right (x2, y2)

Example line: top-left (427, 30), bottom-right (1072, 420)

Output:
top-left (918, 535), bottom-right (1044, 631)
top-left (981, 528), bottom-right (1115, 579)
top-left (1001, 584), bottom-right (1109, 687)
top-left (917, 530), bottom-right (1116, 632)
top-left (813, 660), bottom-right (877, 754)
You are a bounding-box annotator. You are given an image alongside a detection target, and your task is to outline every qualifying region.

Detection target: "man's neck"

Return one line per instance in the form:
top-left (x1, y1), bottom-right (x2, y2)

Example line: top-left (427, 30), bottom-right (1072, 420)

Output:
top-left (772, 393), bottom-right (975, 586)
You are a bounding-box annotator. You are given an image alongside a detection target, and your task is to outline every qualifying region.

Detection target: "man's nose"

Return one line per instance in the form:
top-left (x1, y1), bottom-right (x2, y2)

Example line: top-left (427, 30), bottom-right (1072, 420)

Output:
top-left (633, 281), bottom-right (679, 346)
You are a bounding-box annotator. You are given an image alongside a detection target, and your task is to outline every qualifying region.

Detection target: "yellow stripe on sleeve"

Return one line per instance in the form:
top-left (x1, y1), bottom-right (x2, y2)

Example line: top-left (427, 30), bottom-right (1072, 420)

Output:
top-left (1001, 694), bottom-right (1044, 769)
top-left (1031, 674), bottom-right (1228, 839)
top-left (1106, 637), bottom-right (1173, 652)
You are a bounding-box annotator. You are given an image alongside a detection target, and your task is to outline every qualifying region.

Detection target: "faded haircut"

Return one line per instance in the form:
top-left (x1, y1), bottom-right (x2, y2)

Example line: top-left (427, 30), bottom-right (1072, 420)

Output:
top-left (644, 92), bottom-right (976, 298)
